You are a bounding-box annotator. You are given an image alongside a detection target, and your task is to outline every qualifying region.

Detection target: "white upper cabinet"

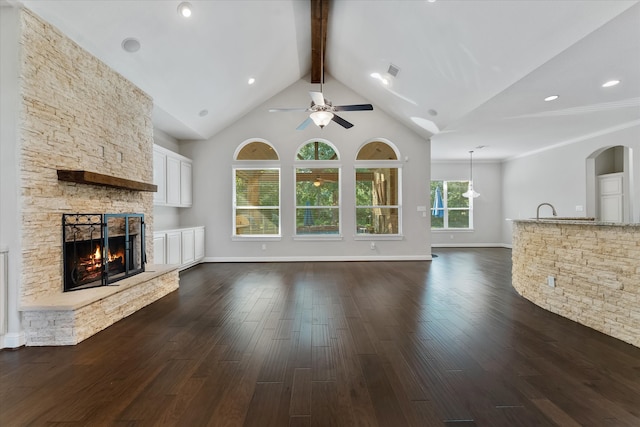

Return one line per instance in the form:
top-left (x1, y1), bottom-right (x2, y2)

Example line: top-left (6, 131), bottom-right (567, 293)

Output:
top-left (180, 160), bottom-right (192, 207)
top-left (153, 149), bottom-right (167, 205)
top-left (153, 144), bottom-right (193, 207)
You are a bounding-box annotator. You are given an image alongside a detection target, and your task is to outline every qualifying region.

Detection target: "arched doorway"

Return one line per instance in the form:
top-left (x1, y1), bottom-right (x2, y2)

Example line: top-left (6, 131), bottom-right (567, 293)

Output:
top-left (586, 145), bottom-right (634, 222)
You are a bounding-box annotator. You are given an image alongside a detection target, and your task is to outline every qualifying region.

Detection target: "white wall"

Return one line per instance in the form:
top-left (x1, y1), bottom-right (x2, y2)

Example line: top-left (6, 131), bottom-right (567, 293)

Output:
top-left (179, 76), bottom-right (432, 261)
top-left (501, 123), bottom-right (640, 245)
top-left (0, 4), bottom-right (24, 348)
top-left (431, 160), bottom-right (504, 247)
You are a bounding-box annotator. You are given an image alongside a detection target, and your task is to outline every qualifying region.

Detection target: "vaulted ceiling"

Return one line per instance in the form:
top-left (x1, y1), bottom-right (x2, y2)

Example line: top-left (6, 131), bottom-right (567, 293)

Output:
top-left (13, 0), bottom-right (640, 160)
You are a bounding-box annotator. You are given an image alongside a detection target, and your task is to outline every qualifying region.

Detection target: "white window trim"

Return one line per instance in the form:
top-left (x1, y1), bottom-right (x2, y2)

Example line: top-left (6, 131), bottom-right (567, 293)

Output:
top-left (354, 164), bottom-right (403, 237)
top-left (293, 164), bottom-right (342, 240)
top-left (232, 166), bottom-right (282, 239)
top-left (431, 179), bottom-right (474, 230)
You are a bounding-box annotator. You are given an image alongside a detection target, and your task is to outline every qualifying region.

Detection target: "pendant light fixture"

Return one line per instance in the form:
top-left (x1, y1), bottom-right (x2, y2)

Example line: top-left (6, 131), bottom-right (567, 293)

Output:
top-left (462, 150), bottom-right (480, 198)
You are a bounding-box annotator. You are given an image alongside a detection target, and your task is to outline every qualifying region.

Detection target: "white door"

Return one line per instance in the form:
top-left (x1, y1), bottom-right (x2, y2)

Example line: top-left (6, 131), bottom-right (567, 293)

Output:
top-left (598, 173), bottom-right (623, 222)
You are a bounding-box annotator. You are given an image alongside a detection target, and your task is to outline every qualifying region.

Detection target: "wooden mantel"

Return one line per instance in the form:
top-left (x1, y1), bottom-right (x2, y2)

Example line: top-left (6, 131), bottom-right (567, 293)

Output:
top-left (57, 170), bottom-right (157, 192)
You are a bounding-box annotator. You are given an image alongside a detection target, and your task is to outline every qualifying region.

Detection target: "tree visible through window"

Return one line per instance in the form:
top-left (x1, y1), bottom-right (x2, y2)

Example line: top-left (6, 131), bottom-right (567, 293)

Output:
top-left (234, 141), bottom-right (280, 236)
top-left (355, 141), bottom-right (401, 235)
top-left (295, 141), bottom-right (340, 235)
top-left (430, 180), bottom-right (472, 229)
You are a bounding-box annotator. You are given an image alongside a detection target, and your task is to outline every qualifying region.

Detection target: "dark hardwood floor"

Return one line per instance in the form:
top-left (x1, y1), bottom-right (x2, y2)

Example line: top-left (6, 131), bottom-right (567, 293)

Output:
top-left (2, 248), bottom-right (640, 426)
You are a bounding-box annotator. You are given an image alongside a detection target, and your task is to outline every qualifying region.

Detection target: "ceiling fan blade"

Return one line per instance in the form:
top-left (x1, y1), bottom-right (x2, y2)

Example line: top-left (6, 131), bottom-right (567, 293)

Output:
top-left (333, 104), bottom-right (374, 112)
top-left (331, 114), bottom-right (354, 129)
top-left (269, 107), bottom-right (309, 112)
top-left (309, 91), bottom-right (325, 107)
top-left (296, 117), bottom-right (313, 131)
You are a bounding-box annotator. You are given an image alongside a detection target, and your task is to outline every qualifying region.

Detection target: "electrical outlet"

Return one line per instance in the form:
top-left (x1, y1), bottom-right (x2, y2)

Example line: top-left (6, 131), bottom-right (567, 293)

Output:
top-left (261, 243), bottom-right (266, 251)
top-left (547, 276), bottom-right (556, 288)
top-left (370, 242), bottom-right (376, 250)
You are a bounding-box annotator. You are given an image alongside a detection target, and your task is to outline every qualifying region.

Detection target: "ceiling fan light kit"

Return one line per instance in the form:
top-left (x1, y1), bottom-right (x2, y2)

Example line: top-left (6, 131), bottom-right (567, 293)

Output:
top-left (310, 110), bottom-right (334, 128)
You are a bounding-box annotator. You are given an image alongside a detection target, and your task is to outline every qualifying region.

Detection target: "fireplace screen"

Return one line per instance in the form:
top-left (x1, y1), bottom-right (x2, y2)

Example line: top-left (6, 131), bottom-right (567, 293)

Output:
top-left (62, 213), bottom-right (145, 292)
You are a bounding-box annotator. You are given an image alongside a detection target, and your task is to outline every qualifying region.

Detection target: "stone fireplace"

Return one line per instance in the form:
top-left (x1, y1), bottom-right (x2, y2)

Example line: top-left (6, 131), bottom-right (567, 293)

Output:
top-left (16, 8), bottom-right (179, 346)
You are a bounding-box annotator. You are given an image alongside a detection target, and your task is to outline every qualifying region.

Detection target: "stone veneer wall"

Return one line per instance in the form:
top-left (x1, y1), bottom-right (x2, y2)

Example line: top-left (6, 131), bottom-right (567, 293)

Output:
top-left (512, 221), bottom-right (640, 348)
top-left (19, 8), bottom-right (155, 302)
top-left (15, 8), bottom-right (179, 345)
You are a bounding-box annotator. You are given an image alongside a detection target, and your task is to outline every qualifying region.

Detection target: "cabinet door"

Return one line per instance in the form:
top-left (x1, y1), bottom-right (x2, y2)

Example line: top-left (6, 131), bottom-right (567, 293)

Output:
top-left (195, 227), bottom-right (205, 260)
top-left (153, 149), bottom-right (167, 205)
top-left (180, 161), bottom-right (192, 207)
top-left (181, 228), bottom-right (195, 265)
top-left (153, 233), bottom-right (166, 264)
top-left (166, 156), bottom-right (181, 206)
top-left (166, 231), bottom-right (182, 265)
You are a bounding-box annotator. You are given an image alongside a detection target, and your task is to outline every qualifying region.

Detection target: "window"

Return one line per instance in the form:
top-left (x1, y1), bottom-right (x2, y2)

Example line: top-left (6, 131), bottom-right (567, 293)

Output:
top-left (355, 141), bottom-right (401, 235)
top-left (430, 180), bottom-right (473, 229)
top-left (233, 141), bottom-right (280, 237)
top-left (295, 141), bottom-right (340, 236)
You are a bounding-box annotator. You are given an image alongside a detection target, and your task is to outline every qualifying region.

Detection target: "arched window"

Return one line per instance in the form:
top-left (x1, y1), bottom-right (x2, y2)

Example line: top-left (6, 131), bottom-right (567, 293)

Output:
top-left (355, 140), bottom-right (402, 235)
top-left (236, 140), bottom-right (278, 160)
top-left (233, 140), bottom-right (280, 237)
top-left (295, 140), bottom-right (341, 237)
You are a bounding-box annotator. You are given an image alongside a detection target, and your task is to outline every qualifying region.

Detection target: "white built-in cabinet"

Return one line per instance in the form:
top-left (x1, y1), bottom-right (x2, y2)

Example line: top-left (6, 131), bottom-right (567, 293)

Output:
top-left (166, 230), bottom-right (182, 265)
top-left (153, 226), bottom-right (205, 270)
top-left (153, 145), bottom-right (192, 207)
top-left (153, 233), bottom-right (167, 264)
top-left (152, 149), bottom-right (167, 205)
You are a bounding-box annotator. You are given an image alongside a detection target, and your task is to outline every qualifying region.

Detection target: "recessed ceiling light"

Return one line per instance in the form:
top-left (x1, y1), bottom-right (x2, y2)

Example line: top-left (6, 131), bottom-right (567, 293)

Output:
top-left (121, 38), bottom-right (140, 53)
top-left (198, 109), bottom-right (208, 117)
top-left (248, 77), bottom-right (256, 85)
top-left (370, 72), bottom-right (389, 86)
top-left (177, 2), bottom-right (192, 18)
top-left (544, 95), bottom-right (559, 102)
top-left (602, 79), bottom-right (620, 88)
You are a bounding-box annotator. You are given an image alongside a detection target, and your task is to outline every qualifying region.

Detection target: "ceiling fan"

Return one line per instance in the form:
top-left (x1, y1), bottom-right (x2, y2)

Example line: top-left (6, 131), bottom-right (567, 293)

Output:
top-left (269, 92), bottom-right (373, 130)
top-left (268, 0), bottom-right (373, 130)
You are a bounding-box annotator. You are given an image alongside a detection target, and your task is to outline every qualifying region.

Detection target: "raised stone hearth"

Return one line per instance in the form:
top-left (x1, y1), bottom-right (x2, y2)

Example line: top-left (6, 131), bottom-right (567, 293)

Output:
top-left (21, 265), bottom-right (178, 346)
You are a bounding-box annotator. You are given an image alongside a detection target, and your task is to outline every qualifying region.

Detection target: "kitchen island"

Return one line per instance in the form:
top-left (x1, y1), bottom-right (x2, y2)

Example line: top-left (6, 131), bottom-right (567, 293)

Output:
top-left (512, 218), bottom-right (640, 348)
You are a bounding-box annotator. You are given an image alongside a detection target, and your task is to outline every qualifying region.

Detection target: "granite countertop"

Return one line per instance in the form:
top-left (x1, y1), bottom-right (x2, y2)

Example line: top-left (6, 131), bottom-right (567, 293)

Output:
top-left (511, 218), bottom-right (640, 226)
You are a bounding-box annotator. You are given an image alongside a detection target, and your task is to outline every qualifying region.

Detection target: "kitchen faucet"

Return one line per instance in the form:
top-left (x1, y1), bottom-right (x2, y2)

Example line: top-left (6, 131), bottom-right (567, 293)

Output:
top-left (536, 203), bottom-right (557, 220)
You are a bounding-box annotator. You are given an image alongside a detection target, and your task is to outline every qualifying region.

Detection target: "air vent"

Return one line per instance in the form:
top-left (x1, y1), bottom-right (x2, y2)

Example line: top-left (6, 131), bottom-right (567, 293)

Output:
top-left (387, 64), bottom-right (400, 78)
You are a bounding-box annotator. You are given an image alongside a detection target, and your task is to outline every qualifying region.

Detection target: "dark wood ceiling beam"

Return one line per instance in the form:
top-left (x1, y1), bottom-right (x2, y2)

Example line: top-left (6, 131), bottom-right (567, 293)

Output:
top-left (310, 0), bottom-right (329, 84)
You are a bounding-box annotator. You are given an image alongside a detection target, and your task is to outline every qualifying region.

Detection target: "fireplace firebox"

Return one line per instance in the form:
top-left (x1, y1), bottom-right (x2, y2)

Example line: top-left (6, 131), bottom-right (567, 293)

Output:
top-left (62, 213), bottom-right (145, 292)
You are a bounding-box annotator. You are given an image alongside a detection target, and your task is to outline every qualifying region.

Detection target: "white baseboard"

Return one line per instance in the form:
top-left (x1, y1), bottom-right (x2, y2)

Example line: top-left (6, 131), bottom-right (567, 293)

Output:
top-left (1, 331), bottom-right (25, 349)
top-left (431, 243), bottom-right (511, 249)
top-left (202, 255), bottom-right (432, 263)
